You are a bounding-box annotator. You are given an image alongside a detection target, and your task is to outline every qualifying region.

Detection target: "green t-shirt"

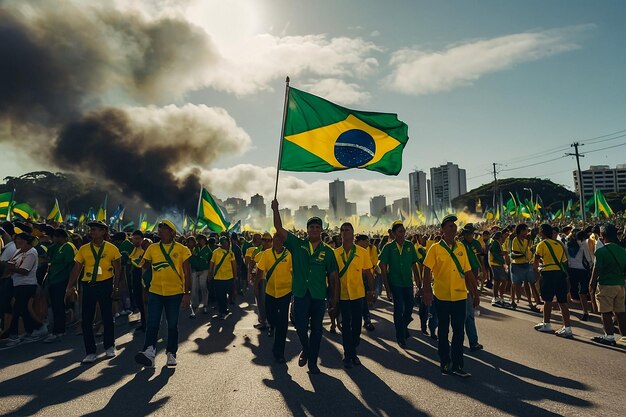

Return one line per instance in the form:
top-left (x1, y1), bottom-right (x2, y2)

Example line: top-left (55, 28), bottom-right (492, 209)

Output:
top-left (594, 243), bottom-right (626, 286)
top-left (284, 232), bottom-right (338, 300)
top-left (190, 245), bottom-right (212, 271)
top-left (117, 239), bottom-right (135, 266)
top-left (379, 240), bottom-right (419, 287)
top-left (462, 240), bottom-right (481, 271)
top-left (47, 241), bottom-right (77, 285)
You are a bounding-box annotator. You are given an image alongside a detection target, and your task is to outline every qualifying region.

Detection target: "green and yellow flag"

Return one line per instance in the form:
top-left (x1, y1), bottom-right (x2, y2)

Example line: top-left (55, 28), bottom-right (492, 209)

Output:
top-left (47, 198), bottom-right (63, 223)
top-left (197, 188), bottom-right (229, 232)
top-left (280, 88), bottom-right (409, 175)
top-left (594, 189), bottom-right (613, 218)
top-left (0, 191), bottom-right (13, 220)
top-left (13, 202), bottom-right (38, 220)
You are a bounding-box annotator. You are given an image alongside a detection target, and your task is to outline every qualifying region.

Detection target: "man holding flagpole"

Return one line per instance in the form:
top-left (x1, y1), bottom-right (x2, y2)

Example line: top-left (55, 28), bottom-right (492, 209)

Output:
top-left (272, 199), bottom-right (339, 375)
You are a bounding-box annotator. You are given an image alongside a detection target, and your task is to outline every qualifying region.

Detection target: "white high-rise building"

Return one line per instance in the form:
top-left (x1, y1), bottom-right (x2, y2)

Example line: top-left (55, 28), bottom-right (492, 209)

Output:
top-left (329, 179), bottom-right (347, 219)
top-left (409, 170), bottom-right (428, 214)
top-left (430, 162), bottom-right (467, 212)
top-left (370, 195), bottom-right (387, 217)
top-left (573, 164), bottom-right (626, 198)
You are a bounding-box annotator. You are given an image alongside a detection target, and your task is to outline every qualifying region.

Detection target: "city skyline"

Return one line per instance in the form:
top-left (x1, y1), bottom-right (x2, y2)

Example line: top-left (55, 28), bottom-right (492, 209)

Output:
top-left (1, 1), bottom-right (625, 215)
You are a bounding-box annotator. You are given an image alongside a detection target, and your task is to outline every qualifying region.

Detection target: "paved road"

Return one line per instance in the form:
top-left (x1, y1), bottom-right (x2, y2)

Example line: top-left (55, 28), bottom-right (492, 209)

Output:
top-left (1, 292), bottom-right (625, 417)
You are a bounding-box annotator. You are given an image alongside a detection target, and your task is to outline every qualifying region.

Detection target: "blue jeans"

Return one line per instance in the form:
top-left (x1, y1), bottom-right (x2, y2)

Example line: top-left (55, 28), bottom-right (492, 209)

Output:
top-left (465, 293), bottom-right (478, 346)
top-left (293, 291), bottom-right (326, 368)
top-left (144, 292), bottom-right (183, 355)
top-left (390, 285), bottom-right (414, 342)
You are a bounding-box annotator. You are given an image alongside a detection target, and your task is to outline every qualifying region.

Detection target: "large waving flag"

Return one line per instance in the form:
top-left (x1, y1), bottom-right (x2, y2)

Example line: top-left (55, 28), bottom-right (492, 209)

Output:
top-left (280, 87), bottom-right (409, 175)
top-left (0, 191), bottom-right (14, 220)
top-left (47, 198), bottom-right (63, 223)
top-left (197, 188), bottom-right (229, 232)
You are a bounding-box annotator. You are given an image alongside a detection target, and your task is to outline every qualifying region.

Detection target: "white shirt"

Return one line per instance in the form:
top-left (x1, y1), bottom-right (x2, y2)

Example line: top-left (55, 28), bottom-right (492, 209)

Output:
top-left (8, 247), bottom-right (38, 286)
top-left (0, 241), bottom-right (17, 261)
top-left (568, 240), bottom-right (592, 270)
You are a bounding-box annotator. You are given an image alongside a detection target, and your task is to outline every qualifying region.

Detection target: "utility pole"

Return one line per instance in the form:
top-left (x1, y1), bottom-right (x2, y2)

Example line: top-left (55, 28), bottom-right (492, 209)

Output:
top-left (493, 162), bottom-right (498, 215)
top-left (566, 142), bottom-right (585, 223)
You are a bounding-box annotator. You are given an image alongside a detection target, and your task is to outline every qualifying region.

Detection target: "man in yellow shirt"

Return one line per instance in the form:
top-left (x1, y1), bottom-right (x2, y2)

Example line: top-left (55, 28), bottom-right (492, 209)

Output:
top-left (65, 220), bottom-right (121, 364)
top-left (251, 233), bottom-right (272, 330)
top-left (422, 215), bottom-right (479, 377)
top-left (135, 220), bottom-right (192, 367)
top-left (209, 236), bottom-right (237, 320)
top-left (533, 223), bottom-right (572, 338)
top-left (256, 233), bottom-right (292, 362)
top-left (357, 234), bottom-right (378, 332)
top-left (334, 224), bottom-right (375, 368)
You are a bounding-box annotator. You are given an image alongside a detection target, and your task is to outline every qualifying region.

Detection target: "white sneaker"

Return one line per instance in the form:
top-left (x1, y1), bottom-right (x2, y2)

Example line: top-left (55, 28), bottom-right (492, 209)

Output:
top-left (534, 322), bottom-right (554, 333)
top-left (166, 352), bottom-right (177, 366)
top-left (82, 354), bottom-right (98, 364)
top-left (105, 346), bottom-right (116, 358)
top-left (189, 309), bottom-right (196, 319)
top-left (43, 333), bottom-right (65, 343)
top-left (135, 346), bottom-right (156, 367)
top-left (491, 297), bottom-right (497, 305)
top-left (114, 312), bottom-right (121, 318)
top-left (555, 327), bottom-right (573, 339)
top-left (22, 334), bottom-right (41, 343)
top-left (5, 335), bottom-right (22, 347)
top-left (31, 324), bottom-right (48, 338)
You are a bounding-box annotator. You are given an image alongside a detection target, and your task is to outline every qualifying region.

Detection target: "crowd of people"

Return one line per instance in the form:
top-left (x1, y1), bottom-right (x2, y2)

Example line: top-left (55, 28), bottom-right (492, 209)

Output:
top-left (1, 201), bottom-right (625, 377)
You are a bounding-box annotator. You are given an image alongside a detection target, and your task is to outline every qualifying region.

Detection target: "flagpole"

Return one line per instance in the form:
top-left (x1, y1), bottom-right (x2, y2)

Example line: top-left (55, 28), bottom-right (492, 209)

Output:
top-left (195, 184), bottom-right (203, 233)
top-left (273, 76), bottom-right (290, 201)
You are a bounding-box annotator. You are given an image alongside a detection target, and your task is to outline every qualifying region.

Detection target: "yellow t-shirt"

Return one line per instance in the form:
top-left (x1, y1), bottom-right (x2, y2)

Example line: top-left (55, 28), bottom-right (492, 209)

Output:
top-left (423, 241), bottom-right (471, 302)
top-left (256, 248), bottom-right (292, 298)
top-left (75, 242), bottom-right (121, 282)
top-left (535, 239), bottom-right (567, 272)
top-left (510, 236), bottom-right (532, 264)
top-left (334, 245), bottom-right (373, 301)
top-left (211, 248), bottom-right (236, 280)
top-left (368, 244), bottom-right (379, 268)
top-left (142, 242), bottom-right (191, 296)
top-left (426, 240), bottom-right (436, 251)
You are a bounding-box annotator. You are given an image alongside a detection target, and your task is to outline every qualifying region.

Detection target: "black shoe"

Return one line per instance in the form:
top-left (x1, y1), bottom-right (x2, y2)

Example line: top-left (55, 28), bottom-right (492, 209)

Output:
top-left (308, 364), bottom-right (321, 374)
top-left (441, 363), bottom-right (451, 375)
top-left (364, 322), bottom-right (375, 332)
top-left (430, 333), bottom-right (438, 341)
top-left (329, 326), bottom-right (337, 334)
top-left (343, 357), bottom-right (353, 369)
top-left (451, 367), bottom-right (471, 378)
top-left (274, 356), bottom-right (286, 364)
top-left (421, 328), bottom-right (429, 336)
top-left (351, 356), bottom-right (361, 366)
top-left (470, 343), bottom-right (483, 352)
top-left (267, 328), bottom-right (274, 337)
top-left (510, 301), bottom-right (517, 310)
top-left (298, 351), bottom-right (308, 367)
top-left (398, 339), bottom-right (407, 349)
top-left (581, 313), bottom-right (589, 322)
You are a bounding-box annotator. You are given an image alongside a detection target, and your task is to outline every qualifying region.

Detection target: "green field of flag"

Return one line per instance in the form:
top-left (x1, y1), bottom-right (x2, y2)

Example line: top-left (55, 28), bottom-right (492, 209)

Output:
top-left (47, 198), bottom-right (63, 222)
top-left (12, 202), bottom-right (38, 220)
top-left (0, 191), bottom-right (13, 220)
top-left (280, 88), bottom-right (409, 175)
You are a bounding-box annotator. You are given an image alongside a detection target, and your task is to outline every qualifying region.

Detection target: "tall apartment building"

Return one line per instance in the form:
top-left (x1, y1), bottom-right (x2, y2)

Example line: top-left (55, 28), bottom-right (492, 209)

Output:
top-left (409, 170), bottom-right (428, 213)
top-left (430, 162), bottom-right (467, 212)
top-left (370, 195), bottom-right (387, 217)
top-left (329, 179), bottom-right (347, 219)
top-left (249, 193), bottom-right (266, 217)
top-left (392, 197), bottom-right (410, 218)
top-left (573, 164), bottom-right (626, 198)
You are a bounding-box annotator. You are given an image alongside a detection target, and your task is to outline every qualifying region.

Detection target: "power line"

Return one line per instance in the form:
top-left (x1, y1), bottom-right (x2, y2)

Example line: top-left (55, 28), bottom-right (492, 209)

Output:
top-left (584, 141), bottom-right (626, 154)
top-left (499, 155), bottom-right (568, 172)
top-left (580, 129), bottom-right (626, 144)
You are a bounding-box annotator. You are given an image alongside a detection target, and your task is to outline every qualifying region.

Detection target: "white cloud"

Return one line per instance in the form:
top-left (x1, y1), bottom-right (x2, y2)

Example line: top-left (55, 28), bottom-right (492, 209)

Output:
top-left (384, 26), bottom-right (590, 95)
top-left (301, 78), bottom-right (372, 106)
top-left (196, 164), bottom-right (408, 214)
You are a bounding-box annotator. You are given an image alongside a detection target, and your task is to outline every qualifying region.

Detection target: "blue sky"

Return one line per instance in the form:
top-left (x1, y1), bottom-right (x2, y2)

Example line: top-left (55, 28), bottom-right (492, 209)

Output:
top-left (1, 0), bottom-right (625, 213)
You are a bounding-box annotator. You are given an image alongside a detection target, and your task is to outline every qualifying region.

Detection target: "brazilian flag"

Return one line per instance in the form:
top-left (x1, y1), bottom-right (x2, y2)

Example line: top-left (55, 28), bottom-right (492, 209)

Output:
top-left (12, 202), bottom-right (38, 220)
top-left (280, 88), bottom-right (409, 175)
top-left (0, 191), bottom-right (13, 220)
top-left (47, 198), bottom-right (63, 223)
top-left (198, 188), bottom-right (230, 232)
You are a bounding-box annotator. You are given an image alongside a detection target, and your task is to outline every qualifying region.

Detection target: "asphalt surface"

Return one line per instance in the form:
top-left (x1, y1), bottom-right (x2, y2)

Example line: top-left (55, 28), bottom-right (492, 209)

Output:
top-left (1, 291), bottom-right (625, 417)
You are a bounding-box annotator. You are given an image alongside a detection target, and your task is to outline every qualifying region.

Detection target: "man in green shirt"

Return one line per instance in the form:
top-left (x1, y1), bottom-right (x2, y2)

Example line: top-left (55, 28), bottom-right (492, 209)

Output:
top-left (272, 199), bottom-right (339, 374)
top-left (189, 234), bottom-right (212, 316)
top-left (44, 229), bottom-right (77, 342)
top-left (590, 224), bottom-right (626, 346)
top-left (379, 221), bottom-right (420, 348)
top-left (460, 224), bottom-right (483, 352)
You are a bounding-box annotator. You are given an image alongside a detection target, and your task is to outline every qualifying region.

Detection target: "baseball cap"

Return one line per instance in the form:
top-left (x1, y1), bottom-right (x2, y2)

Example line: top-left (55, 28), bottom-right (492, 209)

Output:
top-left (441, 214), bottom-right (457, 228)
top-left (158, 219), bottom-right (177, 234)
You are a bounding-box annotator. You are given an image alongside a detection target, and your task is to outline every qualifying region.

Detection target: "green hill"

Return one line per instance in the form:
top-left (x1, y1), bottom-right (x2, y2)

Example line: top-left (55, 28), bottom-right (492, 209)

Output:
top-left (452, 178), bottom-right (577, 213)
